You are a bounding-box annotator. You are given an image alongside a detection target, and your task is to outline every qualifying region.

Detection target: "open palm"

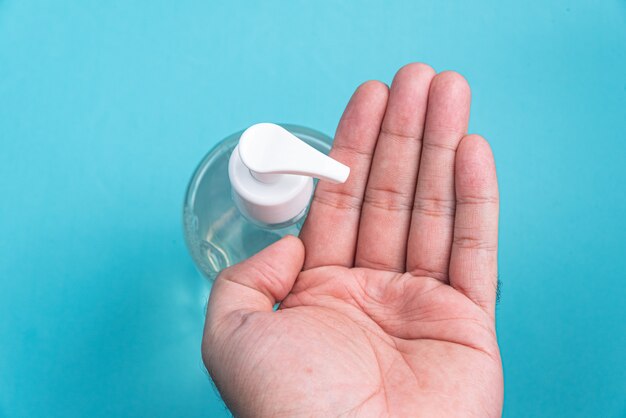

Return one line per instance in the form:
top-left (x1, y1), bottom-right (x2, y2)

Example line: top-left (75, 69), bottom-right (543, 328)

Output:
top-left (203, 64), bottom-right (503, 417)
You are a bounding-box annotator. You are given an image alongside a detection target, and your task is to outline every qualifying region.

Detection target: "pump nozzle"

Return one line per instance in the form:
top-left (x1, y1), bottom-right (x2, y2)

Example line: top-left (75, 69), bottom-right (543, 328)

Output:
top-left (238, 123), bottom-right (349, 184)
top-left (228, 123), bottom-right (350, 226)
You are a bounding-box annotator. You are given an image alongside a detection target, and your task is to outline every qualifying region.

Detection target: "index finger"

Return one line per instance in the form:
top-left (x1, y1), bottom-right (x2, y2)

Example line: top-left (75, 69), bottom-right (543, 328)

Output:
top-left (299, 81), bottom-right (388, 270)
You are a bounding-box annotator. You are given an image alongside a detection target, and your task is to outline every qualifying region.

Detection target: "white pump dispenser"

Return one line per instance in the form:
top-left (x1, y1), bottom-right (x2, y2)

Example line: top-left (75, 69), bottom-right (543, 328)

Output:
top-left (228, 123), bottom-right (350, 226)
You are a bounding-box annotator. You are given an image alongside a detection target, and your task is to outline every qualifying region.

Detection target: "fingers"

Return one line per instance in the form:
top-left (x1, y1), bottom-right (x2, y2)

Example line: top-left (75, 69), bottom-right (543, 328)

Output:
top-left (300, 80), bottom-right (388, 270)
top-left (355, 63), bottom-right (436, 272)
top-left (207, 235), bottom-right (305, 323)
top-left (406, 72), bottom-right (471, 281)
top-left (449, 135), bottom-right (499, 314)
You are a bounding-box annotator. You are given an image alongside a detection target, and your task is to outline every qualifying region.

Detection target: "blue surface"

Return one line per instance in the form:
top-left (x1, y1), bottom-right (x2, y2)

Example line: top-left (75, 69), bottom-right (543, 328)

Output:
top-left (1, 1), bottom-right (625, 417)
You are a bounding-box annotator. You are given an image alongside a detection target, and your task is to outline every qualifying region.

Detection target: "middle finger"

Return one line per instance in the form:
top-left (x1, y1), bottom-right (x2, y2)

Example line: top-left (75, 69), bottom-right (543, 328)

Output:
top-left (355, 63), bottom-right (435, 272)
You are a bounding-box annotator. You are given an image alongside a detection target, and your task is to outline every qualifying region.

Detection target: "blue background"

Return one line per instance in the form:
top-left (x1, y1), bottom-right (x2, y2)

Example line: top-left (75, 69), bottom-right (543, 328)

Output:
top-left (1, 1), bottom-right (625, 417)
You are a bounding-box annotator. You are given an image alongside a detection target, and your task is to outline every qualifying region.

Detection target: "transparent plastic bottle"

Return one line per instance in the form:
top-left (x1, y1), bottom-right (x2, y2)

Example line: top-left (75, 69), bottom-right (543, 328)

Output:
top-left (183, 124), bottom-right (333, 280)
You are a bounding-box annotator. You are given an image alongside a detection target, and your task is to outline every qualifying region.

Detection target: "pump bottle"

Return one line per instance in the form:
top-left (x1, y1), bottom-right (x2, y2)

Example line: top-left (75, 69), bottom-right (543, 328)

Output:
top-left (183, 123), bottom-right (349, 280)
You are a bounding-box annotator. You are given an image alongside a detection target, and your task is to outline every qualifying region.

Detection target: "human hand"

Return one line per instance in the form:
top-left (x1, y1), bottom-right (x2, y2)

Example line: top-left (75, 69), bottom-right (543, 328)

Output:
top-left (202, 63), bottom-right (503, 417)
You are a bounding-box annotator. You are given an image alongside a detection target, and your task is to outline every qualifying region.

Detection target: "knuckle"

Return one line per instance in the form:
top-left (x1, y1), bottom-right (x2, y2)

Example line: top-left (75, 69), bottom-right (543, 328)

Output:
top-left (379, 126), bottom-right (421, 144)
top-left (359, 256), bottom-right (405, 273)
top-left (422, 141), bottom-right (458, 153)
top-left (412, 196), bottom-right (455, 218)
top-left (456, 195), bottom-right (499, 205)
top-left (453, 235), bottom-right (497, 251)
top-left (313, 187), bottom-right (362, 211)
top-left (364, 184), bottom-right (414, 211)
top-left (408, 267), bottom-right (449, 281)
top-left (332, 141), bottom-right (373, 159)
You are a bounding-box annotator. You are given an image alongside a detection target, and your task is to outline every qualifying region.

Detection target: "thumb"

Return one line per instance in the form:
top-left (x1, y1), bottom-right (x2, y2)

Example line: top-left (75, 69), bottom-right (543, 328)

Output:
top-left (206, 235), bottom-right (305, 322)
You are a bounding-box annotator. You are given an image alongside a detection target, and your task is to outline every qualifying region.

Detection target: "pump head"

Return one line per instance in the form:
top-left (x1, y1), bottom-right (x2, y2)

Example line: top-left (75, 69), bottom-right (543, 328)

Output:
top-left (228, 123), bottom-right (350, 226)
